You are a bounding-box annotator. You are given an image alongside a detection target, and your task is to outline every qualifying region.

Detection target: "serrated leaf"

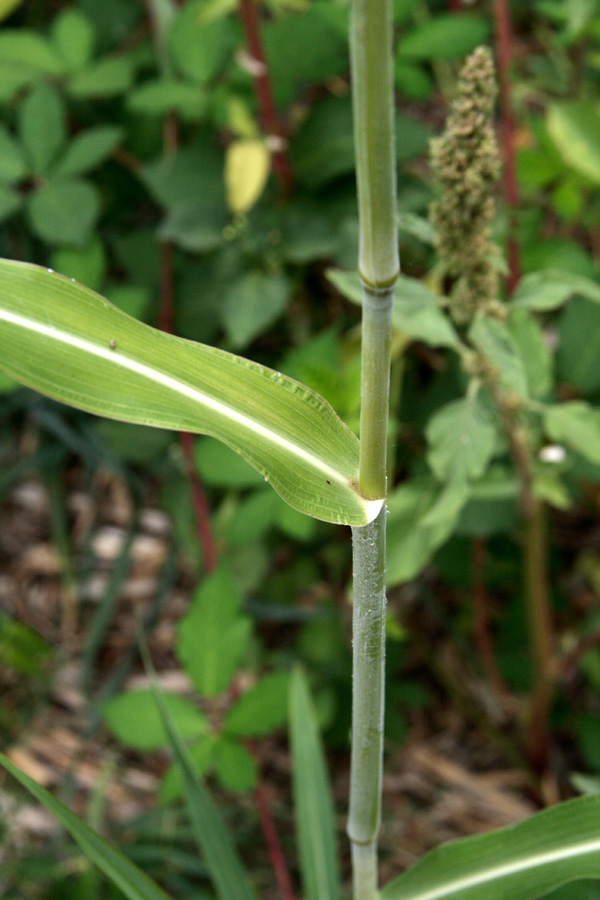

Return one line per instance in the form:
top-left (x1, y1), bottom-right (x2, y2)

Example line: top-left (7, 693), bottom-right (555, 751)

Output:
top-left (0, 261), bottom-right (377, 525)
top-left (103, 689), bottom-right (207, 751)
top-left (289, 668), bottom-right (341, 900)
top-left (0, 753), bottom-right (174, 900)
top-left (18, 83), bottom-right (66, 175)
top-left (547, 101), bottom-right (600, 184)
top-left (381, 795), bottom-right (600, 900)
top-left (469, 315), bottom-right (529, 399)
top-left (543, 402), bottom-right (600, 465)
top-left (53, 127), bottom-right (123, 178)
top-left (28, 179), bottom-right (100, 246)
top-left (225, 139), bottom-right (270, 215)
top-left (223, 671), bottom-right (289, 737)
top-left (176, 568), bottom-right (251, 697)
top-left (512, 269), bottom-right (600, 311)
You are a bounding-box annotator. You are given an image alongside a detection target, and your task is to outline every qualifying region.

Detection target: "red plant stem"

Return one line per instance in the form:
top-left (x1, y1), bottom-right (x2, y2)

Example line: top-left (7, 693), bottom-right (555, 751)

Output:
top-left (493, 0), bottom-right (521, 294)
top-left (238, 0), bottom-right (293, 194)
top-left (247, 741), bottom-right (297, 900)
top-left (447, 0), bottom-right (462, 11)
top-left (472, 537), bottom-right (508, 699)
top-left (179, 430), bottom-right (218, 573)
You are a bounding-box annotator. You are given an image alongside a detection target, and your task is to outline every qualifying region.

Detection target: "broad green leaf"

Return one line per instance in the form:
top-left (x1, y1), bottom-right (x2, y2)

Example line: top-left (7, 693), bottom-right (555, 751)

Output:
top-left (386, 480), bottom-right (465, 586)
top-left (53, 126), bottom-right (124, 178)
top-left (469, 315), bottom-right (529, 399)
top-left (18, 83), bottom-right (66, 175)
top-left (223, 671), bottom-right (290, 737)
top-left (127, 79), bottom-right (207, 119)
top-left (0, 30), bottom-right (65, 75)
top-left (507, 309), bottom-right (552, 399)
top-left (381, 794), bottom-right (600, 900)
top-left (0, 125), bottom-right (26, 183)
top-left (176, 567), bottom-right (251, 697)
top-left (426, 392), bottom-right (497, 484)
top-left (0, 184), bottom-right (21, 222)
top-left (51, 9), bottom-right (95, 72)
top-left (223, 271), bottom-right (290, 348)
top-left (103, 689), bottom-right (207, 751)
top-left (159, 201), bottom-right (227, 252)
top-left (214, 738), bottom-right (257, 792)
top-left (68, 56), bottom-right (134, 97)
top-left (0, 752), bottom-right (173, 900)
top-left (0, 261), bottom-right (377, 525)
top-left (195, 438), bottom-right (264, 487)
top-left (145, 655), bottom-right (257, 900)
top-left (289, 667), bottom-right (341, 900)
top-left (169, 3), bottom-right (234, 84)
top-left (396, 13), bottom-right (491, 60)
top-left (51, 239), bottom-right (106, 292)
top-left (547, 101), bottom-right (600, 184)
top-left (512, 269), bottom-right (600, 311)
top-left (141, 143), bottom-right (225, 210)
top-left (27, 179), bottom-right (100, 246)
top-left (225, 139), bottom-right (270, 215)
top-left (327, 269), bottom-right (460, 349)
top-left (543, 402), bottom-right (600, 465)
top-left (557, 299), bottom-right (600, 394)
top-left (160, 735), bottom-right (217, 804)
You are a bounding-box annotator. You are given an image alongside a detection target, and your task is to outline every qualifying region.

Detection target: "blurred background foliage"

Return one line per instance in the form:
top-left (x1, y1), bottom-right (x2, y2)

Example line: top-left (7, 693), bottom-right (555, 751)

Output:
top-left (4, 0), bottom-right (600, 898)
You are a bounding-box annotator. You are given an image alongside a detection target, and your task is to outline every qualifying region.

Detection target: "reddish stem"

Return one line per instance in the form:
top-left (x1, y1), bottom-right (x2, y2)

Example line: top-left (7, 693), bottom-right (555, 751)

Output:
top-left (472, 537), bottom-right (508, 699)
top-left (493, 0), bottom-right (521, 294)
top-left (238, 0), bottom-right (293, 195)
top-left (179, 430), bottom-right (218, 573)
top-left (447, 0), bottom-right (462, 11)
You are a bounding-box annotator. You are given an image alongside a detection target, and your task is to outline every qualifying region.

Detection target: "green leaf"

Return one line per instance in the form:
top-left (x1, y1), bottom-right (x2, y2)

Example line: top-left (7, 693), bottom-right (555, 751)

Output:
top-left (68, 56), bottom-right (134, 97)
top-left (396, 13), bottom-right (491, 60)
top-left (507, 309), bottom-right (552, 400)
top-left (51, 239), bottom-right (106, 292)
top-left (0, 0), bottom-right (24, 24)
top-left (103, 689), bottom-right (207, 751)
top-left (512, 269), bottom-right (600, 311)
top-left (327, 269), bottom-right (460, 349)
top-left (223, 271), bottom-right (290, 348)
top-left (214, 738), bottom-right (257, 792)
top-left (543, 402), bottom-right (600, 465)
top-left (224, 671), bottom-right (290, 737)
top-left (469, 315), bottom-right (529, 399)
top-left (176, 567), bottom-right (251, 697)
top-left (53, 127), bottom-right (123, 178)
top-left (145, 658), bottom-right (257, 900)
top-left (289, 667), bottom-right (341, 900)
top-left (547, 101), bottom-right (600, 184)
top-left (141, 142), bottom-right (225, 210)
top-left (128, 79), bottom-right (207, 119)
top-left (381, 795), bottom-right (600, 900)
top-left (160, 735), bottom-right (216, 804)
top-left (18, 83), bottom-right (66, 175)
top-left (0, 260), bottom-right (378, 525)
top-left (0, 125), bottom-right (26, 183)
top-left (0, 752), bottom-right (173, 900)
top-left (169, 2), bottom-right (234, 84)
top-left (386, 480), bottom-right (466, 585)
top-left (28, 179), bottom-right (100, 246)
top-left (557, 299), bottom-right (600, 394)
top-left (0, 30), bottom-right (66, 75)
top-left (195, 438), bottom-right (264, 487)
top-left (159, 201), bottom-right (227, 252)
top-left (426, 392), bottom-right (497, 484)
top-left (0, 183), bottom-right (21, 222)
top-left (51, 9), bottom-right (95, 72)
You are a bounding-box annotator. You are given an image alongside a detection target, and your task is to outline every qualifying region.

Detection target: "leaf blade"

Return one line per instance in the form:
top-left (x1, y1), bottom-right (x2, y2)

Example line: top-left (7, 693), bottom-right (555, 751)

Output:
top-left (0, 752), bottom-right (173, 900)
top-left (381, 795), bottom-right (600, 900)
top-left (0, 259), bottom-right (379, 525)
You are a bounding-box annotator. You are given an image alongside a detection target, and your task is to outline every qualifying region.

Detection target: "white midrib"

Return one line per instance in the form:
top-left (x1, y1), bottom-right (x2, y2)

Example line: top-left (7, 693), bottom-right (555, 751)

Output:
top-left (387, 835), bottom-right (600, 900)
top-left (0, 307), bottom-right (381, 520)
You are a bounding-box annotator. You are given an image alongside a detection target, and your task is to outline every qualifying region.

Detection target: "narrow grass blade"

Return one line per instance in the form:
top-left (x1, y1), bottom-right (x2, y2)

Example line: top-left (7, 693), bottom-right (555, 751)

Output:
top-left (381, 794), bottom-right (600, 900)
top-left (289, 667), bottom-right (341, 900)
top-left (140, 640), bottom-right (256, 900)
top-left (0, 752), bottom-right (173, 900)
top-left (0, 259), bottom-right (381, 526)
